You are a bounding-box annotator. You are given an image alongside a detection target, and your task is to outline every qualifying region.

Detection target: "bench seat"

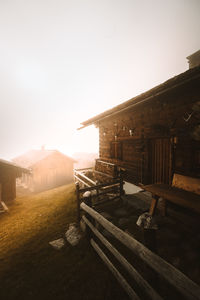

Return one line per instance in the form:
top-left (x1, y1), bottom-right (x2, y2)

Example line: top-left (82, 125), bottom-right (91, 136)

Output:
top-left (145, 184), bottom-right (200, 214)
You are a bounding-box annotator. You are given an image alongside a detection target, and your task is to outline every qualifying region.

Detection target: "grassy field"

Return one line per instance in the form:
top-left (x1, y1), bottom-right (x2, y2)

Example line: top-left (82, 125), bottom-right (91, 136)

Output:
top-left (0, 183), bottom-right (128, 300)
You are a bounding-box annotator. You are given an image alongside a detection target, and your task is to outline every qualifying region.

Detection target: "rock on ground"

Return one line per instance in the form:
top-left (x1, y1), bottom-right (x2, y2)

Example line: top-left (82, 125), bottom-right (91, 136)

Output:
top-left (49, 238), bottom-right (65, 250)
top-left (65, 223), bottom-right (82, 246)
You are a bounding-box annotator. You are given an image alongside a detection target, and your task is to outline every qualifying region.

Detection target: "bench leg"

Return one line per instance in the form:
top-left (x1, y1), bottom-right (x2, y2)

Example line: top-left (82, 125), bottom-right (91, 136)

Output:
top-left (149, 195), bottom-right (159, 216)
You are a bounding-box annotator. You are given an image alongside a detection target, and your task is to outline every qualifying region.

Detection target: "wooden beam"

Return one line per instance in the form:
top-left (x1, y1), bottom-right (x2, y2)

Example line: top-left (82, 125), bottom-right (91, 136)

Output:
top-left (93, 169), bottom-right (114, 179)
top-left (1, 201), bottom-right (8, 211)
top-left (79, 180), bottom-right (120, 193)
top-left (74, 167), bottom-right (93, 172)
top-left (91, 239), bottom-right (140, 300)
top-left (96, 159), bottom-right (116, 166)
top-left (75, 182), bottom-right (81, 224)
top-left (80, 72), bottom-right (200, 127)
top-left (149, 195), bottom-right (159, 216)
top-left (75, 170), bottom-right (96, 186)
top-left (74, 175), bottom-right (91, 187)
top-left (83, 216), bottom-right (162, 300)
top-left (80, 202), bottom-right (200, 300)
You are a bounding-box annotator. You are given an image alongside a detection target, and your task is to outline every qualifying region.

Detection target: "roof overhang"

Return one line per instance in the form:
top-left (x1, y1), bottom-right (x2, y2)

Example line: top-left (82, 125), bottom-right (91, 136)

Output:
top-left (78, 66), bottom-right (200, 129)
top-left (0, 159), bottom-right (30, 174)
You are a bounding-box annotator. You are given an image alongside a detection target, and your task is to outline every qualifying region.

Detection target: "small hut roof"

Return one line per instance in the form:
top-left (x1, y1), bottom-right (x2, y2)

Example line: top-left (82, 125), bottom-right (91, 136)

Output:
top-left (13, 149), bottom-right (76, 168)
top-left (0, 158), bottom-right (30, 174)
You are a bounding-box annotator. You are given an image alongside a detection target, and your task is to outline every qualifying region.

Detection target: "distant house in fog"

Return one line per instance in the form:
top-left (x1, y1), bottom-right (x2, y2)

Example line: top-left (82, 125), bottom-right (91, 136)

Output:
top-left (13, 149), bottom-right (76, 192)
top-left (0, 159), bottom-right (29, 204)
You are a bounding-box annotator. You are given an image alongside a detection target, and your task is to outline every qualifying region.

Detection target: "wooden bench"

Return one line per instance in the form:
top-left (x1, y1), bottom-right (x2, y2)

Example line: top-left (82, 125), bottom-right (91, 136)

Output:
top-left (144, 174), bottom-right (200, 216)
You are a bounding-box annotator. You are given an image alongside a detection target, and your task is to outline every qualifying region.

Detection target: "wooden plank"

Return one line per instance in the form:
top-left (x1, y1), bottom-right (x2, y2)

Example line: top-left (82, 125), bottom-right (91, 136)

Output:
top-left (75, 183), bottom-right (81, 223)
top-left (172, 174), bottom-right (200, 195)
top-left (144, 184), bottom-right (200, 213)
top-left (1, 201), bottom-right (8, 211)
top-left (90, 239), bottom-right (140, 300)
top-left (79, 180), bottom-right (120, 193)
top-left (74, 167), bottom-right (93, 172)
top-left (149, 196), bottom-right (159, 216)
top-left (75, 170), bottom-right (96, 186)
top-left (101, 182), bottom-right (120, 190)
top-left (96, 159), bottom-right (116, 166)
top-left (93, 169), bottom-right (114, 179)
top-left (80, 202), bottom-right (200, 300)
top-left (83, 216), bottom-right (162, 300)
top-left (74, 175), bottom-right (91, 187)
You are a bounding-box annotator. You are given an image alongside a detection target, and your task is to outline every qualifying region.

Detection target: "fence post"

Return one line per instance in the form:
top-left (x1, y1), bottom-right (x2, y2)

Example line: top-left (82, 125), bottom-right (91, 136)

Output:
top-left (83, 191), bottom-right (93, 238)
top-left (119, 170), bottom-right (124, 198)
top-left (76, 182), bottom-right (81, 225)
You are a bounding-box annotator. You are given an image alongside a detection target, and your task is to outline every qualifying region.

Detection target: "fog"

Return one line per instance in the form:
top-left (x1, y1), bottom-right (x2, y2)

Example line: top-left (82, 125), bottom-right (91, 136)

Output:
top-left (0, 0), bottom-right (200, 160)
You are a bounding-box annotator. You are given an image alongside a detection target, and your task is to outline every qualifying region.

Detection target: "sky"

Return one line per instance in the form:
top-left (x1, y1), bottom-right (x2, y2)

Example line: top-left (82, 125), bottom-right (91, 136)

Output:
top-left (0, 0), bottom-right (200, 160)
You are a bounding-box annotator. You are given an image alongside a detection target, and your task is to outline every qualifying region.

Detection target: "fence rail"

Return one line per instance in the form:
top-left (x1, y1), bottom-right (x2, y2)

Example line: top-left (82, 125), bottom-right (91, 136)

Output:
top-left (74, 167), bottom-right (124, 223)
top-left (80, 201), bottom-right (200, 300)
top-left (83, 215), bottom-right (162, 300)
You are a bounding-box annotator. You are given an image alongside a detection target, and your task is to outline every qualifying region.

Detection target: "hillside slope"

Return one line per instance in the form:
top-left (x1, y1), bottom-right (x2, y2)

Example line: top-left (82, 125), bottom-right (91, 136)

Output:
top-left (0, 184), bottom-right (128, 300)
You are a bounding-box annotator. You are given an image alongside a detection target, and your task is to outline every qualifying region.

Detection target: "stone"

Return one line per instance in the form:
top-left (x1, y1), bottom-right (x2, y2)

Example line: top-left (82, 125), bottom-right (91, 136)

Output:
top-left (49, 238), bottom-right (65, 250)
top-left (136, 212), bottom-right (158, 230)
top-left (65, 223), bottom-right (82, 246)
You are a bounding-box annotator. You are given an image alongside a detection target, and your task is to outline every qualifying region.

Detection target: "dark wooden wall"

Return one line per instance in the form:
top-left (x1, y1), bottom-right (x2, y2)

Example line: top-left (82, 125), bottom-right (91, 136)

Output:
top-left (0, 165), bottom-right (18, 202)
top-left (98, 79), bottom-right (200, 185)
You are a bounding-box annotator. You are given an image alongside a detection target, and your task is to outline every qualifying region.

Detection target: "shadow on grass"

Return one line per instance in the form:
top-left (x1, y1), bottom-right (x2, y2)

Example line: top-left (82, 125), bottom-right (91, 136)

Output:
top-left (0, 184), bottom-right (128, 300)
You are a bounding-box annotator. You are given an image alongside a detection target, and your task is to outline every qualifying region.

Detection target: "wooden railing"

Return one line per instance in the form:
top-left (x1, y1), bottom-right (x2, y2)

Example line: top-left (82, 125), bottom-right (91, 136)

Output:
top-left (95, 159), bottom-right (118, 177)
top-left (75, 180), bottom-right (123, 223)
top-left (74, 167), bottom-right (124, 223)
top-left (80, 199), bottom-right (200, 300)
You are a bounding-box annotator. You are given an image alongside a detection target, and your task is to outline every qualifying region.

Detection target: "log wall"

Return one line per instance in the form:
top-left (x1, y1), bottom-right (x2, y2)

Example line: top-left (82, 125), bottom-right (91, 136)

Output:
top-left (0, 166), bottom-right (18, 202)
top-left (98, 80), bottom-right (200, 184)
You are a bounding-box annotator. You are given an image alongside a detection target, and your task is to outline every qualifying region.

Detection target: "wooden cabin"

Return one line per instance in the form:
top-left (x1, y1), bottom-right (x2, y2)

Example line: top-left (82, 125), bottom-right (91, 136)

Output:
top-left (79, 63), bottom-right (200, 188)
top-left (13, 149), bottom-right (76, 192)
top-left (0, 159), bottom-right (29, 203)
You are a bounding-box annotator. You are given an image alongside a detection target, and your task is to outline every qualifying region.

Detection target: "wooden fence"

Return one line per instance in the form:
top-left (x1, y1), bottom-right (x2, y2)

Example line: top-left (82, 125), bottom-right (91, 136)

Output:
top-left (80, 199), bottom-right (200, 300)
top-left (74, 167), bottom-right (124, 223)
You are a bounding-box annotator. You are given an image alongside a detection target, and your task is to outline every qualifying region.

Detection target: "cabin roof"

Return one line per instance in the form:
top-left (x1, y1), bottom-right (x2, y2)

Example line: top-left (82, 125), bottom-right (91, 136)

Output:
top-left (12, 149), bottom-right (76, 168)
top-left (79, 65), bottom-right (200, 129)
top-left (0, 158), bottom-right (30, 173)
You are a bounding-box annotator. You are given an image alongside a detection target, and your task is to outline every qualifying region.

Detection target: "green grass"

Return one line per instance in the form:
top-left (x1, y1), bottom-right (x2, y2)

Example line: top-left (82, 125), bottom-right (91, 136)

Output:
top-left (0, 184), bottom-right (128, 300)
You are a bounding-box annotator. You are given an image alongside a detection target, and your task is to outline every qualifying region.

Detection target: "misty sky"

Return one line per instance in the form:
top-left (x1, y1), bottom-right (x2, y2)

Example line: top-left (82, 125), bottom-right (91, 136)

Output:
top-left (0, 0), bottom-right (200, 159)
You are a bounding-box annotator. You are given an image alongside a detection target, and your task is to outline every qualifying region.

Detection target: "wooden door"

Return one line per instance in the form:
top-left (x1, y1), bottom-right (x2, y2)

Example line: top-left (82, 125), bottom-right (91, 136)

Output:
top-left (150, 138), bottom-right (172, 184)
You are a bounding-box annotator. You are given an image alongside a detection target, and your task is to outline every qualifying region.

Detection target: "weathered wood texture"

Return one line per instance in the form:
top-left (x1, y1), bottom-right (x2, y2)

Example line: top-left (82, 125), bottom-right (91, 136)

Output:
top-left (83, 215), bottom-right (162, 300)
top-left (98, 81), bottom-right (200, 184)
top-left (0, 164), bottom-right (20, 202)
top-left (81, 202), bottom-right (200, 300)
top-left (145, 183), bottom-right (200, 214)
top-left (74, 170), bottom-right (96, 186)
top-left (95, 159), bottom-right (118, 177)
top-left (91, 239), bottom-right (140, 300)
